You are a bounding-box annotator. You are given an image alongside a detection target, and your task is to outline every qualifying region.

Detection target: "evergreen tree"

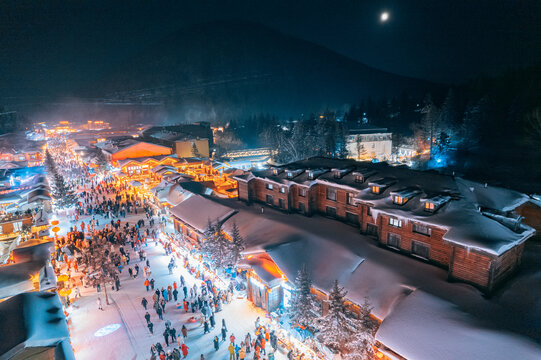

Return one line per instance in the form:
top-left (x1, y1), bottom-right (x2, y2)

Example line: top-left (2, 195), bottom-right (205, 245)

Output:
top-left (228, 222), bottom-right (245, 267)
top-left (52, 173), bottom-right (77, 208)
top-left (81, 236), bottom-right (118, 305)
top-left (95, 150), bottom-right (108, 173)
top-left (200, 219), bottom-right (231, 270)
top-left (289, 264), bottom-right (317, 330)
top-left (45, 149), bottom-right (57, 175)
top-left (191, 142), bottom-right (201, 158)
top-left (317, 281), bottom-right (376, 360)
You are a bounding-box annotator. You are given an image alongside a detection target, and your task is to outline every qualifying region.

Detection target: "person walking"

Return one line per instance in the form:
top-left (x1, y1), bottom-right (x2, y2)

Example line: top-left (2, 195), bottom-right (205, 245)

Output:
top-left (221, 323), bottom-right (227, 342)
top-left (170, 327), bottom-right (177, 342)
top-left (203, 320), bottom-right (210, 334)
top-left (181, 325), bottom-right (188, 339)
top-left (173, 288), bottom-right (178, 302)
top-left (163, 329), bottom-right (170, 347)
top-left (142, 297), bottom-right (148, 310)
top-left (156, 306), bottom-right (163, 320)
top-left (209, 313), bottom-right (216, 328)
top-left (145, 311), bottom-right (151, 324)
top-left (239, 346), bottom-right (246, 360)
top-left (97, 296), bottom-right (103, 310)
top-left (145, 279), bottom-right (150, 291)
top-left (213, 335), bottom-right (220, 351)
top-left (147, 321), bottom-right (154, 334)
top-left (181, 343), bottom-right (189, 359)
top-left (228, 342), bottom-right (236, 360)
top-left (230, 333), bottom-right (236, 344)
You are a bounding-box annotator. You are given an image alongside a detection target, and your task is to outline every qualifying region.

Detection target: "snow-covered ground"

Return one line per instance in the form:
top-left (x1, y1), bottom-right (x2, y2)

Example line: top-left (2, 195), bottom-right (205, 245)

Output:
top-left (61, 211), bottom-right (285, 360)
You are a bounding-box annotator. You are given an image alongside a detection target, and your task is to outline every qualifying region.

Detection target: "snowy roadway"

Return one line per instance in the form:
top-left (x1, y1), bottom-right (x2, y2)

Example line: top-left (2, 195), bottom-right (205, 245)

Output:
top-left (62, 212), bottom-right (284, 360)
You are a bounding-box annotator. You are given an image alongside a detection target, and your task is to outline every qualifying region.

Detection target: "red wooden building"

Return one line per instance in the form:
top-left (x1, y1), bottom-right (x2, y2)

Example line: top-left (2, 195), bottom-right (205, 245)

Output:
top-left (234, 157), bottom-right (536, 293)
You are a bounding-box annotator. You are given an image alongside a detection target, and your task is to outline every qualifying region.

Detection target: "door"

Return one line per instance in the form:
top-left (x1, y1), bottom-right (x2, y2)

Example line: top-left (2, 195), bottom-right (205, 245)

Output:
top-left (266, 195), bottom-right (274, 205)
top-left (298, 202), bottom-right (306, 214)
top-left (278, 198), bottom-right (285, 209)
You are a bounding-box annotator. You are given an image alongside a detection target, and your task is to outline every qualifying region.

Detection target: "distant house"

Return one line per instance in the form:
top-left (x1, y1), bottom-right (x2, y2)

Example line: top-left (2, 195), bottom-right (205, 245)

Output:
top-left (234, 157), bottom-right (536, 293)
top-left (346, 125), bottom-right (392, 162)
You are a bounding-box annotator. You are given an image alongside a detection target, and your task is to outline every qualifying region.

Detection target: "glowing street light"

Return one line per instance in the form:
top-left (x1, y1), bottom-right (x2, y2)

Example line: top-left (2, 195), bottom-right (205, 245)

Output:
top-left (380, 11), bottom-right (390, 22)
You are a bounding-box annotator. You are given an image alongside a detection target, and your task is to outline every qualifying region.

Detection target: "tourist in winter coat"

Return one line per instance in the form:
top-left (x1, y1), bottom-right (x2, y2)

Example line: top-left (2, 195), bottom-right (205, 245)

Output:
top-left (181, 343), bottom-right (189, 358)
top-left (204, 320), bottom-right (210, 334)
top-left (213, 335), bottom-right (220, 351)
top-left (163, 329), bottom-right (170, 347)
top-left (181, 325), bottom-right (188, 338)
top-left (147, 321), bottom-right (154, 334)
top-left (142, 297), bottom-right (148, 310)
top-left (221, 325), bottom-right (227, 341)
top-left (228, 343), bottom-right (236, 360)
top-left (144, 312), bottom-right (151, 324)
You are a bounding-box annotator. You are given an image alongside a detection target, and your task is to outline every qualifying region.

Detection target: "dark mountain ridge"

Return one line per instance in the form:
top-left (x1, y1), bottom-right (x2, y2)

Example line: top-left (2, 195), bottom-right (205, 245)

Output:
top-left (90, 20), bottom-right (439, 120)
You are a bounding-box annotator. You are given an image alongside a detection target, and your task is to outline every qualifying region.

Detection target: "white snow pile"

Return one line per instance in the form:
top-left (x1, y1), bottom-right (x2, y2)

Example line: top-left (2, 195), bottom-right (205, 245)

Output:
top-left (375, 290), bottom-right (541, 360)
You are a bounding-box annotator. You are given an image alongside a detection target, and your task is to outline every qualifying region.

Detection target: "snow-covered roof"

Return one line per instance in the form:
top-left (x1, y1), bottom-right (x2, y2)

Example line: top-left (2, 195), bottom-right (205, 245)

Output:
top-left (265, 236), bottom-right (364, 295)
top-left (375, 290), bottom-right (541, 360)
top-left (0, 291), bottom-right (74, 359)
top-left (249, 157), bottom-right (534, 255)
top-left (169, 195), bottom-right (237, 233)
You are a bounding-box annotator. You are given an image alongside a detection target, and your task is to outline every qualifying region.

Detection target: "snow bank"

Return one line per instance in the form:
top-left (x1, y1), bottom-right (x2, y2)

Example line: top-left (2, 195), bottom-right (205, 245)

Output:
top-left (375, 290), bottom-right (541, 360)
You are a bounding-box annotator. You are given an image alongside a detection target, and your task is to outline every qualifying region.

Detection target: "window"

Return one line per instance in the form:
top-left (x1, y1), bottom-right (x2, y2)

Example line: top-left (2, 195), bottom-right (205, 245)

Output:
top-left (366, 206), bottom-right (372, 216)
top-left (326, 188), bottom-right (337, 201)
top-left (412, 223), bottom-right (431, 236)
top-left (19, 156), bottom-right (25, 161)
top-left (266, 183), bottom-right (273, 190)
top-left (13, 221), bottom-right (22, 232)
top-left (31, 155), bottom-right (36, 159)
top-left (272, 169), bottom-right (279, 175)
top-left (387, 233), bottom-right (401, 248)
top-left (0, 225), bottom-right (3, 234)
top-left (298, 187), bottom-right (306, 197)
top-left (393, 195), bottom-right (406, 205)
top-left (355, 175), bottom-right (363, 183)
top-left (280, 187), bottom-right (286, 193)
top-left (326, 206), bottom-right (337, 218)
top-left (266, 195), bottom-right (274, 205)
top-left (371, 186), bottom-right (380, 194)
top-left (412, 241), bottom-right (430, 259)
top-left (278, 198), bottom-right (285, 209)
top-left (287, 171), bottom-right (293, 178)
top-left (308, 171), bottom-right (314, 180)
top-left (425, 202), bottom-right (435, 211)
top-left (389, 217), bottom-right (402, 228)
top-left (334, 171), bottom-right (341, 179)
top-left (347, 193), bottom-right (356, 206)
top-left (346, 212), bottom-right (359, 225)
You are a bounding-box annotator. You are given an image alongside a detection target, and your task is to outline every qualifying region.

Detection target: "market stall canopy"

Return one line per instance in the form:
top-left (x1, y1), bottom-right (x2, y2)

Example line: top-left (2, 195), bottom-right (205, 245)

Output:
top-left (12, 239), bottom-right (55, 263)
top-left (239, 253), bottom-right (284, 287)
top-left (375, 290), bottom-right (541, 360)
top-left (0, 291), bottom-right (75, 359)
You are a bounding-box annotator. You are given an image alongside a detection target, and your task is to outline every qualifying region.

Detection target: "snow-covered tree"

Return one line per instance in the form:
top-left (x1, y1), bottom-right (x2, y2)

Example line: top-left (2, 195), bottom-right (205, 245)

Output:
top-left (95, 150), bottom-right (108, 173)
top-left (289, 264), bottom-right (318, 330)
top-left (317, 281), bottom-right (376, 360)
top-left (200, 219), bottom-right (231, 270)
top-left (228, 222), bottom-right (245, 267)
top-left (191, 142), bottom-right (201, 158)
top-left (52, 172), bottom-right (78, 208)
top-left (81, 236), bottom-right (118, 305)
top-left (45, 149), bottom-right (57, 176)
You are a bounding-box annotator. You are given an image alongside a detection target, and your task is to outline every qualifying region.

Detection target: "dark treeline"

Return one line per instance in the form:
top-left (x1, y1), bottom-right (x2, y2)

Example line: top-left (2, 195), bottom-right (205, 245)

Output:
top-left (219, 63), bottom-right (541, 192)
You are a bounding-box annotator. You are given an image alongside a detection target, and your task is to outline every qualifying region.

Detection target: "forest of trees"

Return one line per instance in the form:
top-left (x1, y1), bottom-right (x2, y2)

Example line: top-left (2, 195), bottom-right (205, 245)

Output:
top-left (217, 63), bottom-right (541, 192)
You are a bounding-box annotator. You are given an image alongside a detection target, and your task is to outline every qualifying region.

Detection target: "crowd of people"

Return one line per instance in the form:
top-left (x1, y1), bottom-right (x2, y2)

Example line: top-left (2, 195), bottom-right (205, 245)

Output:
top-left (47, 141), bottom-right (290, 360)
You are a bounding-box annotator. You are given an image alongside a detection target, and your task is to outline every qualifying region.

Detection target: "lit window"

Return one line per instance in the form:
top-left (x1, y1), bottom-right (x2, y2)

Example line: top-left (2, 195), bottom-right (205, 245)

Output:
top-left (389, 218), bottom-right (402, 228)
top-left (413, 223), bottom-right (431, 236)
top-left (371, 186), bottom-right (380, 194)
top-left (308, 172), bottom-right (314, 180)
top-left (280, 187), bottom-right (286, 193)
top-left (347, 193), bottom-right (356, 205)
top-left (355, 175), bottom-right (362, 183)
top-left (425, 202), bottom-right (435, 211)
top-left (393, 195), bottom-right (406, 205)
top-left (298, 188), bottom-right (306, 197)
top-left (266, 183), bottom-right (273, 190)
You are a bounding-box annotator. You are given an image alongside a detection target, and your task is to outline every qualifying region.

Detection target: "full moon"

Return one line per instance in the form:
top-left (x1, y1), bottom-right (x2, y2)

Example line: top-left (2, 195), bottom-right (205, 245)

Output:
top-left (380, 11), bottom-right (389, 22)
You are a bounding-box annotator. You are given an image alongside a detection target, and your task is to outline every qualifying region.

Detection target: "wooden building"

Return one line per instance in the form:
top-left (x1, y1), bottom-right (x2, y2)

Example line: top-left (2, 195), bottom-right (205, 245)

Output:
top-left (234, 157), bottom-right (536, 293)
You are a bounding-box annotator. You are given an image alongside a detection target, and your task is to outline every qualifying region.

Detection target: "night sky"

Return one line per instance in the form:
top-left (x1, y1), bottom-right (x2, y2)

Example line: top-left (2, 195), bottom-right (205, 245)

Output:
top-left (1, 0), bottom-right (540, 98)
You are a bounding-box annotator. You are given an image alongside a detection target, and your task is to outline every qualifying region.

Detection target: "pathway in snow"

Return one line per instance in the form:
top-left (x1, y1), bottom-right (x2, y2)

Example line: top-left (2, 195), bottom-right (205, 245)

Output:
top-left (64, 211), bottom-right (284, 360)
